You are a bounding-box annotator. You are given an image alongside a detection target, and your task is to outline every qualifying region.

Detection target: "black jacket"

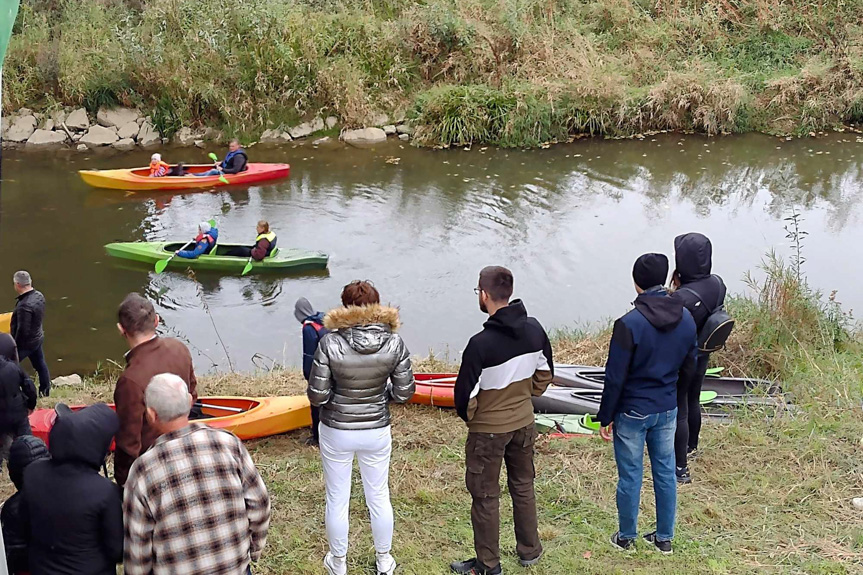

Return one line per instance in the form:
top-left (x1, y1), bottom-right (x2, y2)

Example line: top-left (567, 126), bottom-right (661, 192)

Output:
top-left (11, 290), bottom-right (46, 351)
top-left (0, 356), bottom-right (37, 432)
top-left (597, 289), bottom-right (698, 427)
top-left (670, 233), bottom-right (726, 332)
top-left (2, 436), bottom-right (50, 574)
top-left (23, 403), bottom-right (123, 575)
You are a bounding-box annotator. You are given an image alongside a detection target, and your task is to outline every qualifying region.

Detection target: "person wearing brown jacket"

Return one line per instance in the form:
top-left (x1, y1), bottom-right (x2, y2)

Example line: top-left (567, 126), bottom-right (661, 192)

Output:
top-left (113, 293), bottom-right (198, 486)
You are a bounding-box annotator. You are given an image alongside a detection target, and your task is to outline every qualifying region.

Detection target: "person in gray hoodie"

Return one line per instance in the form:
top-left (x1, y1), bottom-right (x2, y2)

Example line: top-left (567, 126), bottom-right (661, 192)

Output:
top-left (308, 281), bottom-right (414, 575)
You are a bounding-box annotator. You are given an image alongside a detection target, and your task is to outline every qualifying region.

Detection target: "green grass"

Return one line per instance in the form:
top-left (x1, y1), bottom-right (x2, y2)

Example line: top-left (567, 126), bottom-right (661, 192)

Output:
top-left (4, 0), bottom-right (863, 147)
top-left (4, 256), bottom-right (861, 573)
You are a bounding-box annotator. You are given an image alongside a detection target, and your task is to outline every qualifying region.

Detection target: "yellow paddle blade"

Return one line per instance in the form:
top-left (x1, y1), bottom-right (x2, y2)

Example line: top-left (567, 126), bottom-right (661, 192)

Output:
top-left (154, 259), bottom-right (170, 274)
top-left (219, 175), bottom-right (229, 184)
top-left (241, 261), bottom-right (254, 276)
top-left (208, 152), bottom-right (218, 162)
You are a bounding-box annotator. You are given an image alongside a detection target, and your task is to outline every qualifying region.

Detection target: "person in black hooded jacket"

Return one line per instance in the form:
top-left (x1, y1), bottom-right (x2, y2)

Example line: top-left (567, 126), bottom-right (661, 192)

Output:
top-left (2, 435), bottom-right (50, 574)
top-left (0, 343), bottom-right (37, 464)
top-left (22, 403), bottom-right (123, 575)
top-left (669, 232), bottom-right (727, 483)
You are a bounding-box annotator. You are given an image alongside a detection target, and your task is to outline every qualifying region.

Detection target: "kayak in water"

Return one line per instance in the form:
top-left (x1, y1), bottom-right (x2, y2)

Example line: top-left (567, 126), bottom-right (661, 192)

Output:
top-left (104, 241), bottom-right (329, 274)
top-left (79, 163), bottom-right (290, 191)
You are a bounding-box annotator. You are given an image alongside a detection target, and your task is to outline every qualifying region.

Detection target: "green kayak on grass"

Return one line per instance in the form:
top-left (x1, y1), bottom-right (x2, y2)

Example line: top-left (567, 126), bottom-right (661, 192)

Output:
top-left (105, 242), bottom-right (329, 274)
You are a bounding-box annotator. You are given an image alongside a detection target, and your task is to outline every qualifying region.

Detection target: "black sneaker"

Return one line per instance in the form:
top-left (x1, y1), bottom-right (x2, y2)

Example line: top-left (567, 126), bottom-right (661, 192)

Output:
top-left (644, 531), bottom-right (673, 555)
top-left (676, 466), bottom-right (692, 484)
top-left (687, 447), bottom-right (699, 460)
top-left (518, 549), bottom-right (542, 567)
top-left (610, 532), bottom-right (635, 551)
top-left (450, 558), bottom-right (502, 574)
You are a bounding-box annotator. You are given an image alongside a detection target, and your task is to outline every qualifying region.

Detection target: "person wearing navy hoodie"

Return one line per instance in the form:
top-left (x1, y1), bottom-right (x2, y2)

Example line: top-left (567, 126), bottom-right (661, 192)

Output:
top-left (670, 232), bottom-right (726, 483)
top-left (295, 297), bottom-right (329, 446)
top-left (22, 403), bottom-right (124, 575)
top-left (597, 254), bottom-right (697, 555)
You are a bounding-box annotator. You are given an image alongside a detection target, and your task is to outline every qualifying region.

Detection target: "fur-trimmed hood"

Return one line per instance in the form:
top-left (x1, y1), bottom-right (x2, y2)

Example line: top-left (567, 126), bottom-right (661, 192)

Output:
top-left (324, 304), bottom-right (401, 356)
top-left (324, 304), bottom-right (401, 332)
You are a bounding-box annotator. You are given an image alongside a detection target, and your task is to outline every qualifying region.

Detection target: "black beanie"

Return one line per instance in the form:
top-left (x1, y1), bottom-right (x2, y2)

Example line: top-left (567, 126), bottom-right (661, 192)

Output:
top-left (633, 253), bottom-right (669, 290)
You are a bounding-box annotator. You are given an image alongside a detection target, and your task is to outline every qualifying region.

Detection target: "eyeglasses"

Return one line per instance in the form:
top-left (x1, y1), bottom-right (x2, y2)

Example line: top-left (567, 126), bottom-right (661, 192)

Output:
top-left (474, 287), bottom-right (483, 295)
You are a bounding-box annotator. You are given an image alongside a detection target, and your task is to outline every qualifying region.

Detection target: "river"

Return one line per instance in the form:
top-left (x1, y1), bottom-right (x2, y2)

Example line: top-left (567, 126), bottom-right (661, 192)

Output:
top-left (0, 132), bottom-right (860, 376)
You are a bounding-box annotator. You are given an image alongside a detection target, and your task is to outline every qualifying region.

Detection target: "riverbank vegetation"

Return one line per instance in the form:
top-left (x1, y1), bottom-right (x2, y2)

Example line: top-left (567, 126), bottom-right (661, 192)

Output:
top-left (4, 256), bottom-right (859, 573)
top-left (5, 0), bottom-right (863, 147)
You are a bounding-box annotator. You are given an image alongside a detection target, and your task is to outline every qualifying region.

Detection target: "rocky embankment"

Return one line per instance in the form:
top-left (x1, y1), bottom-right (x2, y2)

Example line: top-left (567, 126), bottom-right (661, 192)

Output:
top-left (0, 107), bottom-right (414, 151)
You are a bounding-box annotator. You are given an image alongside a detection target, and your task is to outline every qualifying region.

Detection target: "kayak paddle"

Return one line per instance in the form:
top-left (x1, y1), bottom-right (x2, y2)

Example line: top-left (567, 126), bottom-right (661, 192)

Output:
top-left (207, 152), bottom-right (230, 184)
top-left (241, 256), bottom-right (254, 276)
top-left (580, 413), bottom-right (601, 432)
top-left (706, 367), bottom-right (725, 377)
top-left (699, 390), bottom-right (718, 404)
top-left (155, 239), bottom-right (194, 274)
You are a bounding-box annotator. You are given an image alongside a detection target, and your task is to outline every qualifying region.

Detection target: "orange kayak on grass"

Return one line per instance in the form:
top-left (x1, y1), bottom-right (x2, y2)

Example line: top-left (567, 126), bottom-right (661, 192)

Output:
top-left (0, 312), bottom-right (10, 334)
top-left (29, 395), bottom-right (312, 448)
top-left (78, 163), bottom-right (290, 191)
top-left (409, 373), bottom-right (456, 408)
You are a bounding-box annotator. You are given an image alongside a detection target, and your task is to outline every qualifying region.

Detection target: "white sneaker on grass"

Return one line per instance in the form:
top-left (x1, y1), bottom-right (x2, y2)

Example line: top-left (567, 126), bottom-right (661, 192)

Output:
top-left (376, 552), bottom-right (397, 575)
top-left (324, 552), bottom-right (347, 575)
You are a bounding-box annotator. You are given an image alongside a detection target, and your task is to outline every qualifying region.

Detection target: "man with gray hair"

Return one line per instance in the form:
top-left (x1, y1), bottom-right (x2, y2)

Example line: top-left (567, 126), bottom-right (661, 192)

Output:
top-left (123, 374), bottom-right (270, 575)
top-left (11, 271), bottom-right (51, 396)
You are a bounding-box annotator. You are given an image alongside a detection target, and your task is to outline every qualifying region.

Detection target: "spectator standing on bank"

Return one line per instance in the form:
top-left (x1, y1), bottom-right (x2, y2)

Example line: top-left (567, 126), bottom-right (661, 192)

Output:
top-left (11, 271), bottom-right (51, 396)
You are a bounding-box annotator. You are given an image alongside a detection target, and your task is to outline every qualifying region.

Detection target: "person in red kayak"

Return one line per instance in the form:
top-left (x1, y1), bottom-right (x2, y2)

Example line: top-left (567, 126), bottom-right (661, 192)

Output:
top-left (225, 220), bottom-right (277, 260)
top-left (148, 153), bottom-right (171, 177)
top-left (194, 139), bottom-right (248, 177)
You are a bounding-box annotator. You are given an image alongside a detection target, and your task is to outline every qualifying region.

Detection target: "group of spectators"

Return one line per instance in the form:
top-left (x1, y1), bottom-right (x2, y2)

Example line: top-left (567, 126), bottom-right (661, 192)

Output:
top-left (0, 232), bottom-right (724, 575)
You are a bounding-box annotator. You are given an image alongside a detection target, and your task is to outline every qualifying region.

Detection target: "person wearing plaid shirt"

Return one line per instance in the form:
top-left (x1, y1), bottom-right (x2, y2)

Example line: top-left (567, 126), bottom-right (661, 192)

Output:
top-left (123, 374), bottom-right (271, 575)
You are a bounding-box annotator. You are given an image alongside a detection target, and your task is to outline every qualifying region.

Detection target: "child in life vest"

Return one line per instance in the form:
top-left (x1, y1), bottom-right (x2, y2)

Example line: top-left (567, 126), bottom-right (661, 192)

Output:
top-left (149, 153), bottom-right (171, 177)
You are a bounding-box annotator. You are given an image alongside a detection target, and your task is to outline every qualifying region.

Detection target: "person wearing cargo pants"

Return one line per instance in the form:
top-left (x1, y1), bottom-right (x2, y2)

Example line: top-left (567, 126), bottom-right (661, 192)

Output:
top-left (452, 267), bottom-right (554, 575)
top-left (465, 425), bottom-right (541, 570)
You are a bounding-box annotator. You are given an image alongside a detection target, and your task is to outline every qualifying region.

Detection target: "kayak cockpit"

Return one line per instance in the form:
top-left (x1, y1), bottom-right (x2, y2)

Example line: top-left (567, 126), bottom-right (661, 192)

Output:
top-left (160, 243), bottom-right (281, 258)
top-left (130, 165), bottom-right (220, 178)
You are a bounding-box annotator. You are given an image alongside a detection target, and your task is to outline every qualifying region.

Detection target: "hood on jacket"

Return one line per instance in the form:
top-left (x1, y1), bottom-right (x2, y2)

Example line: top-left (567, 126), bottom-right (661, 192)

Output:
top-left (294, 297), bottom-right (316, 323)
top-left (674, 233), bottom-right (712, 283)
top-left (483, 299), bottom-right (529, 338)
top-left (8, 435), bottom-right (49, 488)
top-left (324, 304), bottom-right (400, 355)
top-left (634, 290), bottom-right (684, 332)
top-left (49, 403), bottom-right (119, 469)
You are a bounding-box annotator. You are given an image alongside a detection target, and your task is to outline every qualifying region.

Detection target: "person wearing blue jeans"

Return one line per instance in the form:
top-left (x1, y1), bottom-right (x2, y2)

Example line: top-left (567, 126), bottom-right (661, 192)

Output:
top-left (597, 253), bottom-right (697, 554)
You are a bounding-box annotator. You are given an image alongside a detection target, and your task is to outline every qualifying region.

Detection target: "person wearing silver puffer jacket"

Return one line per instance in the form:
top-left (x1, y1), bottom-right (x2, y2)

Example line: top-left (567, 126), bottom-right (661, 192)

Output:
top-left (308, 280), bottom-right (414, 575)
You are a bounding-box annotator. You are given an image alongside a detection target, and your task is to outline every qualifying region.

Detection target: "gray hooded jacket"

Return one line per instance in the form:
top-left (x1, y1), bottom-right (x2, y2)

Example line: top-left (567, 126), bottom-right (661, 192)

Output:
top-left (308, 304), bottom-right (414, 430)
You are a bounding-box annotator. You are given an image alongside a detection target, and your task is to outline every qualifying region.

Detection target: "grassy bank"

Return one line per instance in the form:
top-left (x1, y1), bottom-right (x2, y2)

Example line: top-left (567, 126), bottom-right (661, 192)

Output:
top-left (3, 256), bottom-right (861, 574)
top-left (4, 0), bottom-right (863, 147)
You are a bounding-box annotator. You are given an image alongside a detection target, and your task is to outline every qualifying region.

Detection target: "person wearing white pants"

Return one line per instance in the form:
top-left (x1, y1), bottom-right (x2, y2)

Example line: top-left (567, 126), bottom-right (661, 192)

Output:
top-left (308, 281), bottom-right (415, 575)
top-left (319, 424), bottom-right (394, 563)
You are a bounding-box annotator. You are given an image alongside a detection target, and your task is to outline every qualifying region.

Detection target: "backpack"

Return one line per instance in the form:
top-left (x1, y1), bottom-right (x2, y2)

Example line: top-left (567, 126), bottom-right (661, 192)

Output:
top-left (679, 276), bottom-right (735, 353)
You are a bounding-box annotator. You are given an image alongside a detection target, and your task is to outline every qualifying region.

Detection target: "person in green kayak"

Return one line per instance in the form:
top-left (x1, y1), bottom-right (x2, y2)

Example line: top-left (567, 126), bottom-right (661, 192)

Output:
top-left (225, 220), bottom-right (277, 260)
top-left (177, 222), bottom-right (219, 259)
top-left (194, 139), bottom-right (248, 177)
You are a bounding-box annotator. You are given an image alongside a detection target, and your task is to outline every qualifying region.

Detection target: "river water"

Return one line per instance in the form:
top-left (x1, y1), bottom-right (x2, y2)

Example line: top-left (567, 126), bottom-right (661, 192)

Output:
top-left (0, 132), bottom-right (860, 376)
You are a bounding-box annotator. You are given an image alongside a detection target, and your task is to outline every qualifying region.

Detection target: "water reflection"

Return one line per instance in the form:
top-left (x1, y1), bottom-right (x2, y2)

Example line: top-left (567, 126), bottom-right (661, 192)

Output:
top-left (1, 132), bottom-right (860, 374)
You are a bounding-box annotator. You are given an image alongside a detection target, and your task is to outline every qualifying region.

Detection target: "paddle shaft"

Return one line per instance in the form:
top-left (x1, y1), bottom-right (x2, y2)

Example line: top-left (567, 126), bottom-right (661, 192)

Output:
top-left (156, 239), bottom-right (194, 272)
top-left (194, 402), bottom-right (244, 413)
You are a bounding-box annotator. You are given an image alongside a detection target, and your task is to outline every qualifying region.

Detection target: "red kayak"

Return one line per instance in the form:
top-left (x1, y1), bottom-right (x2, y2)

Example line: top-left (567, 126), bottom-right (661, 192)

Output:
top-left (409, 373), bottom-right (456, 407)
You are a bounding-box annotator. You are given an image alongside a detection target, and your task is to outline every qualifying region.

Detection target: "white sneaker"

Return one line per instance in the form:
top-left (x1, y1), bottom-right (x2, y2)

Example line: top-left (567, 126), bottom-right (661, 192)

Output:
top-left (324, 552), bottom-right (347, 575)
top-left (376, 552), bottom-right (396, 575)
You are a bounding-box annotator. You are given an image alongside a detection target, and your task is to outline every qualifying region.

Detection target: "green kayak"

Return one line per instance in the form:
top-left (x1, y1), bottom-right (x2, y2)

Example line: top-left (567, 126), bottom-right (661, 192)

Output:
top-left (104, 242), bottom-right (329, 274)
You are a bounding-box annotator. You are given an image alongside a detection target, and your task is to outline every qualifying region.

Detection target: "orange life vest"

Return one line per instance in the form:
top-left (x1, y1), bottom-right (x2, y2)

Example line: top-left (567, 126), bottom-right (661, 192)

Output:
top-left (149, 161), bottom-right (171, 177)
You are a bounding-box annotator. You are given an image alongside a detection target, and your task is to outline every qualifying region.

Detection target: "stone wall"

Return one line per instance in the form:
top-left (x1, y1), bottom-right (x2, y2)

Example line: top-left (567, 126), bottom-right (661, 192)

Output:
top-left (0, 107), bottom-right (413, 151)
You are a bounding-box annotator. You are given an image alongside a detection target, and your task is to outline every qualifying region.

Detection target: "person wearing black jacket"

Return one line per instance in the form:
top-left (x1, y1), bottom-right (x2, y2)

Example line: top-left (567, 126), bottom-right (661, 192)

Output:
top-left (22, 403), bottom-right (123, 575)
top-left (11, 271), bottom-right (51, 396)
top-left (2, 435), bottom-right (50, 575)
top-left (669, 233), bottom-right (727, 483)
top-left (0, 344), bottom-right (38, 464)
top-left (597, 254), bottom-right (697, 555)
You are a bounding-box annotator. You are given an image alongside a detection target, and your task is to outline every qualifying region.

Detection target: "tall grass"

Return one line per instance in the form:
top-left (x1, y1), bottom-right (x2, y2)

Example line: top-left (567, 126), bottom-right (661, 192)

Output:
top-left (5, 0), bottom-right (862, 145)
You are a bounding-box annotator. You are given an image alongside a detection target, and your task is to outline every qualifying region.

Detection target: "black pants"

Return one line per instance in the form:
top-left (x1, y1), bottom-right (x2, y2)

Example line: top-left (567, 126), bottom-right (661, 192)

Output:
top-left (675, 352), bottom-right (709, 469)
top-left (19, 343), bottom-right (51, 396)
top-left (310, 405), bottom-right (320, 441)
top-left (225, 246), bottom-right (253, 257)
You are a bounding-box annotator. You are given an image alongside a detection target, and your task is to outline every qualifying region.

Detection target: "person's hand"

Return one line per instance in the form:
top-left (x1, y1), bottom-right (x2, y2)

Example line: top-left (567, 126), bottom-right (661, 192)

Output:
top-left (600, 423), bottom-right (613, 441)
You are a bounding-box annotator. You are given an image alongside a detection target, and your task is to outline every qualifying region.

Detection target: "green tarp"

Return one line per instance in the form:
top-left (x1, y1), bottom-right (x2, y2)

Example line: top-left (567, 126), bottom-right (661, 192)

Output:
top-left (0, 0), bottom-right (20, 65)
